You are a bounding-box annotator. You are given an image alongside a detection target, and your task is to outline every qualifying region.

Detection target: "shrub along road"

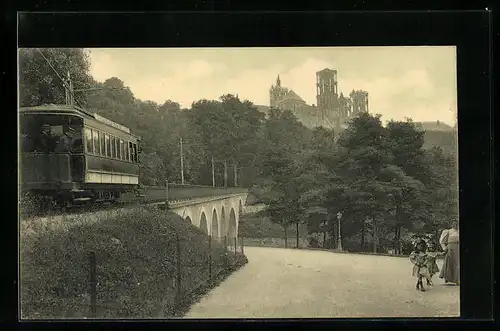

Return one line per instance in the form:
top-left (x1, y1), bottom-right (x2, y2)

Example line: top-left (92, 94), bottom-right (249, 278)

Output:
top-left (184, 246), bottom-right (459, 318)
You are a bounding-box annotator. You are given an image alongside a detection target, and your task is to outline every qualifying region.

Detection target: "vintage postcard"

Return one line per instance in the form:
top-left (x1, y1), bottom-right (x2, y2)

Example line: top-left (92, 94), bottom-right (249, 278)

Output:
top-left (19, 46), bottom-right (459, 319)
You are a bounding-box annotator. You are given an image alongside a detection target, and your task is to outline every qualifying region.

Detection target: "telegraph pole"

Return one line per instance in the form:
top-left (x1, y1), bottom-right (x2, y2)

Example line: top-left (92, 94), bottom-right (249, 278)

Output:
top-left (211, 156), bottom-right (215, 187)
top-left (223, 160), bottom-right (228, 189)
top-left (180, 137), bottom-right (185, 185)
top-left (233, 161), bottom-right (238, 187)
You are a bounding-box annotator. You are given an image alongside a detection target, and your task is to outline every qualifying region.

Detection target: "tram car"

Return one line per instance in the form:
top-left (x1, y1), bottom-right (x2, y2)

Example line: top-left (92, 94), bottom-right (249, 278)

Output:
top-left (19, 104), bottom-right (142, 207)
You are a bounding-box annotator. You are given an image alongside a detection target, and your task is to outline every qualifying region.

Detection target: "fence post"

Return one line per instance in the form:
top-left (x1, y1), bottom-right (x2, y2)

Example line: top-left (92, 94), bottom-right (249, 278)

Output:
top-left (175, 234), bottom-right (181, 306)
top-left (208, 235), bottom-right (212, 281)
top-left (88, 251), bottom-right (97, 318)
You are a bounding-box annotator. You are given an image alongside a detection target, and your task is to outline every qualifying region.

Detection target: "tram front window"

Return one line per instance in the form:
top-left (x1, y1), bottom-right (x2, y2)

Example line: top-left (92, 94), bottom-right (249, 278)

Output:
top-left (19, 114), bottom-right (84, 153)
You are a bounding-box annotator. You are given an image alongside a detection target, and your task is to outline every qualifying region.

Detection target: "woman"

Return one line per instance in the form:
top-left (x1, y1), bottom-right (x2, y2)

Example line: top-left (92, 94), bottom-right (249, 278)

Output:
top-left (439, 220), bottom-right (460, 285)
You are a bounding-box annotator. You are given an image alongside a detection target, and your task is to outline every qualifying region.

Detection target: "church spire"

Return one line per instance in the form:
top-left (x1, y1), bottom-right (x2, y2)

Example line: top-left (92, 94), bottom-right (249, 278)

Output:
top-left (276, 74), bottom-right (281, 87)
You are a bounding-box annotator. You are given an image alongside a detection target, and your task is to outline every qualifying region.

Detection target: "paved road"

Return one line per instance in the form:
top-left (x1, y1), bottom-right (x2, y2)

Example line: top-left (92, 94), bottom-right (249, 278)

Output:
top-left (184, 246), bottom-right (459, 318)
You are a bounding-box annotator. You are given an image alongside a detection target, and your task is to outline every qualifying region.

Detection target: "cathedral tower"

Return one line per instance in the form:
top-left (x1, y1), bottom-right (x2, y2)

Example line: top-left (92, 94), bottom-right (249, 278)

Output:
top-left (349, 90), bottom-right (369, 116)
top-left (316, 69), bottom-right (339, 110)
top-left (270, 75), bottom-right (284, 108)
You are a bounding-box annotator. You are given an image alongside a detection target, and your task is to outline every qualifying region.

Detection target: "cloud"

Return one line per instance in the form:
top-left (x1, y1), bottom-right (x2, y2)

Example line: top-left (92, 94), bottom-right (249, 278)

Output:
top-left (166, 60), bottom-right (228, 79)
top-left (280, 58), bottom-right (333, 105)
top-left (89, 52), bottom-right (119, 83)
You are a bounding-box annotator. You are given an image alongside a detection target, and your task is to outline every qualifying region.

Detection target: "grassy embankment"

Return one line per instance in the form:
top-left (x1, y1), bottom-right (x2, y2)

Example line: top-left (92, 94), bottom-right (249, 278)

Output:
top-left (238, 212), bottom-right (309, 248)
top-left (20, 206), bottom-right (247, 319)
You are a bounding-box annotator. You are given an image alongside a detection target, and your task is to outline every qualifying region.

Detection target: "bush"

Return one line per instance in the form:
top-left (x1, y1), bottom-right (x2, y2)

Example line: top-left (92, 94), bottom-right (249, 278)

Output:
top-left (20, 207), bottom-right (246, 319)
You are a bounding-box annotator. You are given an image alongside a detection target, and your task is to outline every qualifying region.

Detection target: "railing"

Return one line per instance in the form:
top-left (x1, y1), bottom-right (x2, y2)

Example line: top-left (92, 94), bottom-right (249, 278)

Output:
top-left (142, 183), bottom-right (248, 203)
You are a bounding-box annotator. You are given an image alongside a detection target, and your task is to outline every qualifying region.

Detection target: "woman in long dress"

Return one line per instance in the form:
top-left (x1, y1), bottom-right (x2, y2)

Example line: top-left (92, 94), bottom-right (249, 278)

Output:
top-left (439, 220), bottom-right (460, 285)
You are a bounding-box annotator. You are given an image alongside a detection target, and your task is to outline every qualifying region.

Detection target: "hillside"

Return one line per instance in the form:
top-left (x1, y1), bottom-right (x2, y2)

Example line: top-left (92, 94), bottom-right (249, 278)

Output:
top-left (20, 207), bottom-right (247, 319)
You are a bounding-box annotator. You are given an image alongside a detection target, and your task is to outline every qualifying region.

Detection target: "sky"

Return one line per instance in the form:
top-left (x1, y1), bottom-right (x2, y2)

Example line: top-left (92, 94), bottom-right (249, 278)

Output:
top-left (88, 47), bottom-right (457, 125)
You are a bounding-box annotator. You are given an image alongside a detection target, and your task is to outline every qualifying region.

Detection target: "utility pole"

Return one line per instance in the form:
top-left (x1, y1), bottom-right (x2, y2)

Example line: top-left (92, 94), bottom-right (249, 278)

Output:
top-left (233, 161), bottom-right (238, 187)
top-left (180, 137), bottom-right (185, 185)
top-left (211, 156), bottom-right (215, 187)
top-left (223, 160), bottom-right (228, 189)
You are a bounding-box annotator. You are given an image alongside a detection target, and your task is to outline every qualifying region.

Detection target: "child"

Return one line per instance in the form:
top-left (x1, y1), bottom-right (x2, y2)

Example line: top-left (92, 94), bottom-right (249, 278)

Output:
top-left (409, 239), bottom-right (431, 292)
top-left (425, 242), bottom-right (441, 285)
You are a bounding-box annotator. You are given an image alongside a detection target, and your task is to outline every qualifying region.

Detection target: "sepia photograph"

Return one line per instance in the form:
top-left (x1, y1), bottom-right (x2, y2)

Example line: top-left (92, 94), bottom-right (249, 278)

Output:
top-left (18, 46), bottom-right (460, 319)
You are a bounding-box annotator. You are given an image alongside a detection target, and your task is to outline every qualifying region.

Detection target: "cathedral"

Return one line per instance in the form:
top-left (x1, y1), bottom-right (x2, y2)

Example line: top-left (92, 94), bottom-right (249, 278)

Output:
top-left (268, 68), bottom-right (369, 131)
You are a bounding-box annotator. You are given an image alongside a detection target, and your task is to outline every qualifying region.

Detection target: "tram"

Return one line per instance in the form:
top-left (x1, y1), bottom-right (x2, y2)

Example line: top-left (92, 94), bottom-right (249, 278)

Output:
top-left (19, 104), bottom-right (141, 207)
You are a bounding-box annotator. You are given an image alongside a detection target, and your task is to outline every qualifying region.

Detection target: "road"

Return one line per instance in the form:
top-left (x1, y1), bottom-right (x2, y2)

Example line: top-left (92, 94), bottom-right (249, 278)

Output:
top-left (184, 246), bottom-right (460, 318)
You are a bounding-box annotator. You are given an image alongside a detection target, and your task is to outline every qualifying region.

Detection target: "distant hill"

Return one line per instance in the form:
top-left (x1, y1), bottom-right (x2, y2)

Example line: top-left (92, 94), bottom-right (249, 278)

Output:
top-left (414, 121), bottom-right (457, 155)
top-left (254, 107), bottom-right (457, 155)
top-left (414, 121), bottom-right (455, 132)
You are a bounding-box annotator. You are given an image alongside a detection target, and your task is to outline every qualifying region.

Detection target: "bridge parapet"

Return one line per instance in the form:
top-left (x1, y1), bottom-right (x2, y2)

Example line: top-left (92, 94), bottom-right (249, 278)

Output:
top-left (142, 184), bottom-right (248, 203)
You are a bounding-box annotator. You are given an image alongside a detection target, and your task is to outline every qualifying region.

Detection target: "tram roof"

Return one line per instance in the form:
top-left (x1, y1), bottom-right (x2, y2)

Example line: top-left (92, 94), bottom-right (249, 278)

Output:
top-left (19, 104), bottom-right (137, 137)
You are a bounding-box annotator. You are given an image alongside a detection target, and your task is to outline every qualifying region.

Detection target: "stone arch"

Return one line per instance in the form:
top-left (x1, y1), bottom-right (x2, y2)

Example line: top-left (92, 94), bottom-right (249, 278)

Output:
top-left (199, 211), bottom-right (208, 235)
top-left (228, 208), bottom-right (237, 239)
top-left (211, 208), bottom-right (219, 238)
top-left (220, 206), bottom-right (226, 237)
top-left (186, 216), bottom-right (192, 224)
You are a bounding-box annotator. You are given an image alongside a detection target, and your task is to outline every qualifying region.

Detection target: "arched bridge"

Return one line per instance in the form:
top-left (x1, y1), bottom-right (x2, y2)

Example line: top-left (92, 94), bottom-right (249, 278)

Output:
top-left (142, 184), bottom-right (249, 239)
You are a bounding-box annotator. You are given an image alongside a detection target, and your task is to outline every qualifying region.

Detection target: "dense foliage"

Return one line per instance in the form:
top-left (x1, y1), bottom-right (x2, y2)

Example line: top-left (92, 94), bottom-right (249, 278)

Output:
top-left (20, 208), bottom-right (247, 318)
top-left (19, 48), bottom-right (459, 254)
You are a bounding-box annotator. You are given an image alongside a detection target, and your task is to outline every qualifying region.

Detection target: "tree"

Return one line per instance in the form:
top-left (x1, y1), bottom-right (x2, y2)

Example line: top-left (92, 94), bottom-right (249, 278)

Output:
top-left (19, 48), bottom-right (94, 107)
top-left (421, 147), bottom-right (459, 236)
top-left (257, 108), bottom-right (312, 247)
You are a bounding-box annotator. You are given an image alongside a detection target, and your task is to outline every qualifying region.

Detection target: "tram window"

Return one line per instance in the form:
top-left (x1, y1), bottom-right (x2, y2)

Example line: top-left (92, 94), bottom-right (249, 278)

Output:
top-left (130, 144), bottom-right (135, 163)
top-left (99, 131), bottom-right (105, 156)
top-left (92, 130), bottom-right (99, 155)
top-left (133, 144), bottom-right (138, 163)
top-left (118, 139), bottom-right (123, 160)
top-left (115, 138), bottom-right (121, 160)
top-left (85, 128), bottom-right (93, 154)
top-left (125, 141), bottom-right (130, 162)
top-left (111, 136), bottom-right (116, 158)
top-left (105, 134), bottom-right (111, 158)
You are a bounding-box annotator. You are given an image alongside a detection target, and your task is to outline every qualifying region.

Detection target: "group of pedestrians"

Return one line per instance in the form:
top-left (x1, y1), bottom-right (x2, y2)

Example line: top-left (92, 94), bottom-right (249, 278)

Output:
top-left (409, 220), bottom-right (460, 291)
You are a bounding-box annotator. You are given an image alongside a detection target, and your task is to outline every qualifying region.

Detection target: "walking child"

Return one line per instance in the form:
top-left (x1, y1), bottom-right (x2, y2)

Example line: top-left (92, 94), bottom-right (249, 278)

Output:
top-left (409, 239), bottom-right (431, 292)
top-left (425, 241), bottom-right (442, 286)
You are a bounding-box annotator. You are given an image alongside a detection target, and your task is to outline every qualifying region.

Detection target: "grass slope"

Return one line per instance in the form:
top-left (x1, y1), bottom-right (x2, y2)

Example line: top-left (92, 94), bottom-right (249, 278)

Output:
top-left (20, 207), bottom-right (247, 319)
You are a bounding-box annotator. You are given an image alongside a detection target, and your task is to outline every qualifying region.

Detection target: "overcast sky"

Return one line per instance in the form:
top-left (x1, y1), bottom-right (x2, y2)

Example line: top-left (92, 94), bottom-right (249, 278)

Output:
top-left (88, 47), bottom-right (457, 125)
